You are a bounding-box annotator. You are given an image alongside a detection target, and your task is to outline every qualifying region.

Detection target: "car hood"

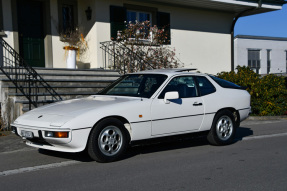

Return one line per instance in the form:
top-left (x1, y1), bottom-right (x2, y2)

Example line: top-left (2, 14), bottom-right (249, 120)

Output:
top-left (13, 95), bottom-right (139, 128)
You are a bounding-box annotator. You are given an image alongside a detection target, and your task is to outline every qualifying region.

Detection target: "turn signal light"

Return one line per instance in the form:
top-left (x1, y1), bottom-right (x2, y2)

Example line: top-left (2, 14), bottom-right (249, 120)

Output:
top-left (45, 131), bottom-right (69, 138)
top-left (54, 132), bottom-right (69, 138)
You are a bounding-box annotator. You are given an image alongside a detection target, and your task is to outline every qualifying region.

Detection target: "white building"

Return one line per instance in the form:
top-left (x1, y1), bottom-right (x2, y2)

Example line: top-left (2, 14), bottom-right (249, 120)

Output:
top-left (0, 0), bottom-right (285, 74)
top-left (234, 35), bottom-right (287, 74)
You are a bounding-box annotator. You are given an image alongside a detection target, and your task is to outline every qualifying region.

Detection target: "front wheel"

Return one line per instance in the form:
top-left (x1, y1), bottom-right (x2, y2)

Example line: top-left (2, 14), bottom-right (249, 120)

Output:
top-left (207, 110), bottom-right (237, 146)
top-left (87, 118), bottom-right (129, 162)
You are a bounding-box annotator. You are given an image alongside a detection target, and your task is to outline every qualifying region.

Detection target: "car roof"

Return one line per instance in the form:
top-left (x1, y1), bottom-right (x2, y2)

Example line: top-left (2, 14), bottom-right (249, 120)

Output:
top-left (133, 68), bottom-right (208, 76)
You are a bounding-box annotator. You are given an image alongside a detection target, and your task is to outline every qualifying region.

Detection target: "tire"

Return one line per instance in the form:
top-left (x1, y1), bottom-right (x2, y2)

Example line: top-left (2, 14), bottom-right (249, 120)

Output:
top-left (88, 118), bottom-right (129, 162)
top-left (207, 110), bottom-right (237, 146)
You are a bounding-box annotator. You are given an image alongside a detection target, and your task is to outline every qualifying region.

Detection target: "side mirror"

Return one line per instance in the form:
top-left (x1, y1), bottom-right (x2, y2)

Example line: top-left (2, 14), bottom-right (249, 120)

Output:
top-left (164, 91), bottom-right (179, 104)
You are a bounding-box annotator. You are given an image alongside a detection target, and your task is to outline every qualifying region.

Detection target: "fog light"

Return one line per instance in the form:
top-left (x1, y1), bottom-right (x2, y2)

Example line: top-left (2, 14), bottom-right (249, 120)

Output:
top-left (45, 131), bottom-right (69, 138)
top-left (45, 131), bottom-right (54, 137)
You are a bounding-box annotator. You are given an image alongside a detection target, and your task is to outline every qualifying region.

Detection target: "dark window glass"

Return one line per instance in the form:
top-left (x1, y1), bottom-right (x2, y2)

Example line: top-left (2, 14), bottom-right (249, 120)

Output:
top-left (126, 10), bottom-right (151, 23)
top-left (110, 6), bottom-right (126, 40)
top-left (158, 76), bottom-right (197, 99)
top-left (267, 50), bottom-right (271, 74)
top-left (98, 74), bottom-right (167, 98)
top-left (62, 4), bottom-right (74, 32)
top-left (209, 76), bottom-right (243, 90)
top-left (157, 12), bottom-right (170, 44)
top-left (196, 76), bottom-right (216, 96)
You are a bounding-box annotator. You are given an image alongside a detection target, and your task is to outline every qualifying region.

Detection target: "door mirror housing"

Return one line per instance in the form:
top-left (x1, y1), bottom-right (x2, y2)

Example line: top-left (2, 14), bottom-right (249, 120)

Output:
top-left (164, 91), bottom-right (179, 104)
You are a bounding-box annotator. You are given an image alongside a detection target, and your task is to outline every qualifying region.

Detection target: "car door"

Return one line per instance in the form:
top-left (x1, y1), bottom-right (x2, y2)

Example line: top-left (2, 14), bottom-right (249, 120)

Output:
top-left (151, 75), bottom-right (204, 136)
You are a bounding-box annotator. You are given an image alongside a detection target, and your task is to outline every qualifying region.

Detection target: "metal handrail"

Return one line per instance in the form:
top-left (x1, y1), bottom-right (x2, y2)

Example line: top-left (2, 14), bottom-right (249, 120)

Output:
top-left (0, 37), bottom-right (62, 110)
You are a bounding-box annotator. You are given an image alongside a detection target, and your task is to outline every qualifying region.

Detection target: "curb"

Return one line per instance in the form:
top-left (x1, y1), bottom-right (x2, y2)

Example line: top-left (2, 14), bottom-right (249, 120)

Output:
top-left (246, 116), bottom-right (287, 121)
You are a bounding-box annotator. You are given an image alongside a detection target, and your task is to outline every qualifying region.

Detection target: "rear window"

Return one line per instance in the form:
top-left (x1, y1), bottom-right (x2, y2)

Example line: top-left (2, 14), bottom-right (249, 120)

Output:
top-left (209, 76), bottom-right (243, 89)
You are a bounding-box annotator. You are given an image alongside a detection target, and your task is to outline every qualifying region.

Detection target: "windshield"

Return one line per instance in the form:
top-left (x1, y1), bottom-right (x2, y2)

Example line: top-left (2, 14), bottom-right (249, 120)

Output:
top-left (98, 74), bottom-right (168, 98)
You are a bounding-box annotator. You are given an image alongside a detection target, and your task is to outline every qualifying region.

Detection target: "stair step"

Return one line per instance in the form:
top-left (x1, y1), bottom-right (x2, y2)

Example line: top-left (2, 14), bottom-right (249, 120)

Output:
top-left (0, 67), bottom-right (120, 75)
top-left (15, 100), bottom-right (56, 104)
top-left (0, 78), bottom-right (116, 83)
top-left (9, 92), bottom-right (96, 96)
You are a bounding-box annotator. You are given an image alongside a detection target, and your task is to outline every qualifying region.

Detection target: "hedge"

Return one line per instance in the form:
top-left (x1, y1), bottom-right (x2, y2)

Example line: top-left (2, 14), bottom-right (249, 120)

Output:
top-left (217, 66), bottom-right (287, 116)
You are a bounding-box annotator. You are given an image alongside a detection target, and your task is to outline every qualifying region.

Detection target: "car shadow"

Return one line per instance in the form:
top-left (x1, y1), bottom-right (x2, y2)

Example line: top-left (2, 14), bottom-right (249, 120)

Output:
top-left (234, 126), bottom-right (254, 141)
top-left (38, 149), bottom-right (93, 162)
top-left (37, 127), bottom-right (254, 162)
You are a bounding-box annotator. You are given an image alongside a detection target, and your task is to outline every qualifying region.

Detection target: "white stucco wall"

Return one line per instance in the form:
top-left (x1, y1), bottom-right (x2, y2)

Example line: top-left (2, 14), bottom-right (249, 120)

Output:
top-left (235, 37), bottom-right (287, 74)
top-left (78, 0), bottom-right (234, 74)
top-left (0, 0), bottom-right (237, 74)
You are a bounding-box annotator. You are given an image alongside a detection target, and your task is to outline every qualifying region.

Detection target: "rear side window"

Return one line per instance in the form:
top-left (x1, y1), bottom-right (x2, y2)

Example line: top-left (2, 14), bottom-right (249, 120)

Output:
top-left (209, 76), bottom-right (242, 89)
top-left (195, 76), bottom-right (216, 96)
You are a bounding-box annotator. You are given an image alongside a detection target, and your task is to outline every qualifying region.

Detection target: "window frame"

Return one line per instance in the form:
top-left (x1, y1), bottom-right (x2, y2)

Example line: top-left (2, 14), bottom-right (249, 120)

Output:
top-left (248, 49), bottom-right (261, 74)
top-left (58, 0), bottom-right (78, 36)
top-left (267, 49), bottom-right (271, 74)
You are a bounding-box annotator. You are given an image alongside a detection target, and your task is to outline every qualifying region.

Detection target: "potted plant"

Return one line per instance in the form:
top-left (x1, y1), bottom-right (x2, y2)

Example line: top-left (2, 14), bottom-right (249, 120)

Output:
top-left (60, 27), bottom-right (88, 69)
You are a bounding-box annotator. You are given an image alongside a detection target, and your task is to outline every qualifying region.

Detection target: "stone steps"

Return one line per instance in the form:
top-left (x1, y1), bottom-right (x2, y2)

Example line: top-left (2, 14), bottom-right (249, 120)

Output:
top-left (0, 68), bottom-right (120, 128)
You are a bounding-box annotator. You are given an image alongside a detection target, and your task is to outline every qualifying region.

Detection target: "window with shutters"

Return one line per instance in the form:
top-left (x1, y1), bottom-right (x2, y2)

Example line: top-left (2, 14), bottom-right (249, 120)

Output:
top-left (248, 50), bottom-right (261, 74)
top-left (110, 5), bottom-right (170, 44)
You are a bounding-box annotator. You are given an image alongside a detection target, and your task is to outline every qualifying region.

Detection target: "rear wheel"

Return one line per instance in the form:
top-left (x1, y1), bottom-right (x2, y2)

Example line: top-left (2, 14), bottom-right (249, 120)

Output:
top-left (88, 118), bottom-right (129, 162)
top-left (207, 110), bottom-right (237, 145)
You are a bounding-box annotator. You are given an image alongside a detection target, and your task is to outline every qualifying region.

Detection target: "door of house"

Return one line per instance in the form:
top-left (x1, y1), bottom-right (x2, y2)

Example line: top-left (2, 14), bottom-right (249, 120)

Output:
top-left (17, 0), bottom-right (45, 67)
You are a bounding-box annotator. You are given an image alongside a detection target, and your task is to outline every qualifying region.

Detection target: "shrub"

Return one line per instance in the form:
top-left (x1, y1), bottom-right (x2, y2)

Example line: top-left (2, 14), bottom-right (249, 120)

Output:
top-left (114, 21), bottom-right (183, 74)
top-left (217, 66), bottom-right (287, 116)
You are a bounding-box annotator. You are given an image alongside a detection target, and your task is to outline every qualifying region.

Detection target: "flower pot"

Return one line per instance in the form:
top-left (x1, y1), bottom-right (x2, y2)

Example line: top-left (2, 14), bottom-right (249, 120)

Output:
top-left (66, 49), bottom-right (77, 69)
top-left (64, 46), bottom-right (79, 69)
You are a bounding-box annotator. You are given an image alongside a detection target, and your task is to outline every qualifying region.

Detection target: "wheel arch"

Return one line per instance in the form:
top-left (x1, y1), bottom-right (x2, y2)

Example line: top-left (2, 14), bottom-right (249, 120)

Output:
top-left (215, 107), bottom-right (240, 127)
top-left (90, 115), bottom-right (132, 142)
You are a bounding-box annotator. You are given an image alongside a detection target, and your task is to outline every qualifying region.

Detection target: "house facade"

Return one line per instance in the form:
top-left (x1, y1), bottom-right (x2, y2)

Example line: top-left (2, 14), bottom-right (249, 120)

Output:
top-left (0, 0), bottom-right (284, 74)
top-left (235, 35), bottom-right (287, 74)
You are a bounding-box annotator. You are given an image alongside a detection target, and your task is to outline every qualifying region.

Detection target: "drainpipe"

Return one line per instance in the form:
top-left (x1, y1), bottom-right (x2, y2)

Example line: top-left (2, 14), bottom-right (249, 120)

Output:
top-left (230, 0), bottom-right (262, 71)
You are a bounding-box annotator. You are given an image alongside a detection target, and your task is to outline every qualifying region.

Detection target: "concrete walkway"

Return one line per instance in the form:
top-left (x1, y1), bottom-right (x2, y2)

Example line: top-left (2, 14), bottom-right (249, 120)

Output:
top-left (0, 133), bottom-right (32, 153)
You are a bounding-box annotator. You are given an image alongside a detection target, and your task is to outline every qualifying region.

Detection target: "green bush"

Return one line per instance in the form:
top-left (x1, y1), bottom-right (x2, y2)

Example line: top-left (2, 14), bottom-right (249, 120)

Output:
top-left (217, 66), bottom-right (287, 116)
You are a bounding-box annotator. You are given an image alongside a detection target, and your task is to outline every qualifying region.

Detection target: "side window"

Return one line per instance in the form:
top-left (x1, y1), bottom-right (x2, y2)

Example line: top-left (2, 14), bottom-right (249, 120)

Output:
top-left (159, 76), bottom-right (197, 99)
top-left (196, 76), bottom-right (216, 96)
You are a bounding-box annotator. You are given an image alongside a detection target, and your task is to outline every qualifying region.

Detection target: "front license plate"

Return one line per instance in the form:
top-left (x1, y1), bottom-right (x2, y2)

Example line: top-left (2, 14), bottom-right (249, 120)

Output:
top-left (21, 130), bottom-right (34, 139)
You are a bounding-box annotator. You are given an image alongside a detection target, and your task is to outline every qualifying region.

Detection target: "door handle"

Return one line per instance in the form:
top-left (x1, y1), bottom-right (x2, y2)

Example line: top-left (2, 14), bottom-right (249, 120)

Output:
top-left (193, 102), bottom-right (203, 106)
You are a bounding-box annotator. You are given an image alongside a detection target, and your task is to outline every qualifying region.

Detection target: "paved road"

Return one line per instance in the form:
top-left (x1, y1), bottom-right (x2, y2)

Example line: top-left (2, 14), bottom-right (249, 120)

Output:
top-left (0, 119), bottom-right (286, 191)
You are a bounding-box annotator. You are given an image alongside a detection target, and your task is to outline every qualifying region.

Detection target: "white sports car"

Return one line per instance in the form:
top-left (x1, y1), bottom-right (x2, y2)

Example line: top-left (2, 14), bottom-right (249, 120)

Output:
top-left (12, 69), bottom-right (251, 162)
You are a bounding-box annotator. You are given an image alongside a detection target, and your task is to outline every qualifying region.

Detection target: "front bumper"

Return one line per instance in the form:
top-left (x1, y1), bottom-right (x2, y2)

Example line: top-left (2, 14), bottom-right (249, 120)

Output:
top-left (11, 124), bottom-right (92, 153)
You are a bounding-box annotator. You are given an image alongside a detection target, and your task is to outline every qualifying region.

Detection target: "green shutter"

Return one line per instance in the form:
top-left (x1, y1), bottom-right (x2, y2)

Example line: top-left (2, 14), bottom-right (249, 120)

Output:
top-left (157, 12), bottom-right (170, 44)
top-left (110, 6), bottom-right (126, 41)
